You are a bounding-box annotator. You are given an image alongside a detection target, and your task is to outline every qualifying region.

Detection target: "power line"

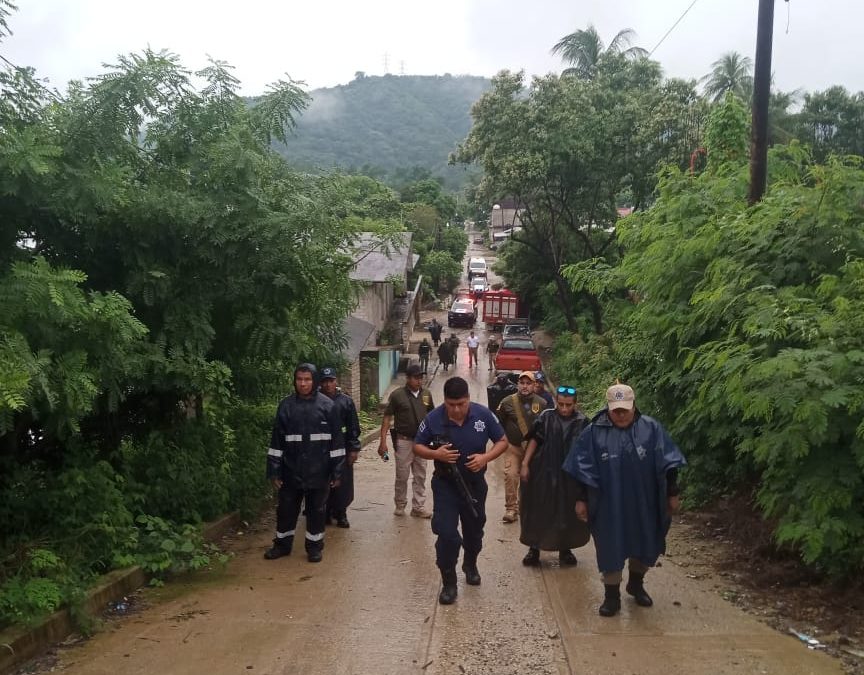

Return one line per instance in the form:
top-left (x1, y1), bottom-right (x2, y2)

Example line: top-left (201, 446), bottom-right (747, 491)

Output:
top-left (648, 0), bottom-right (702, 57)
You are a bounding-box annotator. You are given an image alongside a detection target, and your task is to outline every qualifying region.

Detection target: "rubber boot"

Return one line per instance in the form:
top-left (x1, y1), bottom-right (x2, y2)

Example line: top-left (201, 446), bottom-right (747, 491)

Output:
top-left (626, 571), bottom-right (653, 607)
top-left (263, 537), bottom-right (292, 560)
top-left (599, 583), bottom-right (621, 617)
top-left (558, 549), bottom-right (578, 566)
top-left (462, 553), bottom-right (481, 586)
top-left (438, 568), bottom-right (458, 605)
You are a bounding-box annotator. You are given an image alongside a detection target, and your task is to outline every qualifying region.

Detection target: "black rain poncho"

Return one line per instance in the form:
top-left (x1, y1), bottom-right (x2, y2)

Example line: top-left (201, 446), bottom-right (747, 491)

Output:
top-left (519, 408), bottom-right (590, 551)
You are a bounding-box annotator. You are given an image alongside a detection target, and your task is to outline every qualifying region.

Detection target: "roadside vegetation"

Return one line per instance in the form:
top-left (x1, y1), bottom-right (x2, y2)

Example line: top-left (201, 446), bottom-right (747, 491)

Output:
top-left (459, 27), bottom-right (864, 578)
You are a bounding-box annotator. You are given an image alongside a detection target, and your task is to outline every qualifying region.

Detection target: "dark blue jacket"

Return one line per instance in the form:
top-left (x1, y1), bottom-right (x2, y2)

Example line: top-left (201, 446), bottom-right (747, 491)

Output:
top-left (267, 392), bottom-right (346, 489)
top-left (562, 409), bottom-right (686, 572)
top-left (330, 391), bottom-right (362, 452)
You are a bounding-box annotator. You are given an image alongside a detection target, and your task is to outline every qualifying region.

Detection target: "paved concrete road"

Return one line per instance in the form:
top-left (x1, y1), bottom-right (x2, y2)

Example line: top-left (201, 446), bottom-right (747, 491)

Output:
top-left (47, 234), bottom-right (843, 675)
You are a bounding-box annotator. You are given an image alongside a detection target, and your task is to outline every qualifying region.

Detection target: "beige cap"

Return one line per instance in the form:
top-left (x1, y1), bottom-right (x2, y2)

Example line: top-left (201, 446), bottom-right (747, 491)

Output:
top-left (606, 383), bottom-right (635, 410)
top-left (518, 371), bottom-right (536, 382)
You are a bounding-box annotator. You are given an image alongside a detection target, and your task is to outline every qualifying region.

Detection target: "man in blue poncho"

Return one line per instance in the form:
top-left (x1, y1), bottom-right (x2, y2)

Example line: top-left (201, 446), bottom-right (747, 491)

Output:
top-left (563, 383), bottom-right (686, 617)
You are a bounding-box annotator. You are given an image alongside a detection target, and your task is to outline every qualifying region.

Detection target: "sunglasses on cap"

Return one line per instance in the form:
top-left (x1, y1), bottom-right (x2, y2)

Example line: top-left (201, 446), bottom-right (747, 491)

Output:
top-left (557, 386), bottom-right (577, 395)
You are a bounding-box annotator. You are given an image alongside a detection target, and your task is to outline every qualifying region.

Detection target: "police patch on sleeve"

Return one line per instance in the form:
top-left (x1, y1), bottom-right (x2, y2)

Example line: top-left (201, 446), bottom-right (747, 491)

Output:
top-left (474, 420), bottom-right (486, 433)
top-left (418, 420), bottom-right (426, 433)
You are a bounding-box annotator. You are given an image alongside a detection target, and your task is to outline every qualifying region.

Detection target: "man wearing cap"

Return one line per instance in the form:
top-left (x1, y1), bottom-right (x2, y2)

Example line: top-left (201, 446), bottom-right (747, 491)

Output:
top-left (563, 383), bottom-right (686, 616)
top-left (378, 364), bottom-right (435, 517)
top-left (485, 334), bottom-right (500, 371)
top-left (414, 376), bottom-right (508, 604)
top-left (533, 372), bottom-right (555, 410)
top-left (495, 371), bottom-right (547, 523)
top-left (265, 363), bottom-right (346, 563)
top-left (519, 384), bottom-right (590, 567)
top-left (320, 367), bottom-right (362, 529)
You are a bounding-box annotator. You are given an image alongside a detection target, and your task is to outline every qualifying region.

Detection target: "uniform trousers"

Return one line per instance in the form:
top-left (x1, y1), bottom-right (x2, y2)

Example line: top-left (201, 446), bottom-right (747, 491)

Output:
top-left (327, 461), bottom-right (354, 518)
top-left (394, 436), bottom-right (427, 510)
top-left (502, 442), bottom-right (526, 513)
top-left (431, 475), bottom-right (488, 570)
top-left (275, 482), bottom-right (329, 552)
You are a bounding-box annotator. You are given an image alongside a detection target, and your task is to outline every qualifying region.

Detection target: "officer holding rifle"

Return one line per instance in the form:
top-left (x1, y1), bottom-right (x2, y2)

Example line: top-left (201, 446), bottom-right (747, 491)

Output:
top-left (414, 376), bottom-right (508, 605)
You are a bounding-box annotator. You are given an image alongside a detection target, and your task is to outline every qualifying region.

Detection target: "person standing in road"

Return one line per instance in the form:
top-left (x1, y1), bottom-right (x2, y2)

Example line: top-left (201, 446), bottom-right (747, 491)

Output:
top-left (519, 385), bottom-right (590, 567)
top-left (414, 376), bottom-right (508, 605)
top-left (466, 331), bottom-right (480, 369)
top-left (418, 338), bottom-right (431, 374)
top-left (320, 367), bottom-right (362, 529)
top-left (485, 334), bottom-right (500, 371)
top-left (563, 383), bottom-right (686, 617)
top-left (429, 319), bottom-right (443, 348)
top-left (533, 372), bottom-right (555, 410)
top-left (437, 339), bottom-right (453, 372)
top-left (378, 364), bottom-right (435, 517)
top-left (495, 371), bottom-right (547, 523)
top-left (447, 333), bottom-right (460, 367)
top-left (265, 363), bottom-right (346, 563)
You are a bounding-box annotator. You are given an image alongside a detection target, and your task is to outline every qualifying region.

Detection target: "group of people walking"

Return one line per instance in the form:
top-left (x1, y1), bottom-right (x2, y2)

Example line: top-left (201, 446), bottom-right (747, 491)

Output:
top-left (265, 358), bottom-right (686, 618)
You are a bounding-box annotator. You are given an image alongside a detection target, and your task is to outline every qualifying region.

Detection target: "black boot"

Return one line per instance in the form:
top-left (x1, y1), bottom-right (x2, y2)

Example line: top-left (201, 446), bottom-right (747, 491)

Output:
top-left (599, 584), bottom-right (621, 617)
top-left (439, 568), bottom-right (458, 605)
top-left (462, 554), bottom-right (481, 586)
top-left (558, 549), bottom-right (577, 566)
top-left (263, 537), bottom-right (292, 560)
top-left (522, 547), bottom-right (540, 566)
top-left (626, 571), bottom-right (653, 607)
top-left (307, 547), bottom-right (323, 563)
top-left (335, 512), bottom-right (350, 528)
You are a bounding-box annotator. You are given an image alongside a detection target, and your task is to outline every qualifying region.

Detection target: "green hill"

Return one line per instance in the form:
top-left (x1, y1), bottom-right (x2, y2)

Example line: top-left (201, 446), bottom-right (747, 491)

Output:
top-left (273, 74), bottom-right (491, 190)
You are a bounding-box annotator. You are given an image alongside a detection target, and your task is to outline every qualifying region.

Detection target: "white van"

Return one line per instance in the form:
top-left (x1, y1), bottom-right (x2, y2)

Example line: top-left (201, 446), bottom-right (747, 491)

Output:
top-left (467, 257), bottom-right (487, 280)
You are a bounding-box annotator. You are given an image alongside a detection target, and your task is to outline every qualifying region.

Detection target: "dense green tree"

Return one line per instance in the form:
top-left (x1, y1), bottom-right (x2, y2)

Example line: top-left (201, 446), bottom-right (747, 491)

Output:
top-left (454, 60), bottom-right (704, 332)
top-left (793, 86), bottom-right (864, 160)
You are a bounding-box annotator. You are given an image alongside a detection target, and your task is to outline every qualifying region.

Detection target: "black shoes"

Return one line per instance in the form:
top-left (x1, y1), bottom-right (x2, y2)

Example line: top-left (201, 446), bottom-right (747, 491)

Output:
top-left (307, 549), bottom-right (323, 563)
top-left (599, 583), bottom-right (621, 617)
top-left (462, 561), bottom-right (481, 586)
top-left (439, 568), bottom-right (458, 605)
top-left (263, 539), bottom-right (292, 560)
top-left (522, 548), bottom-right (540, 566)
top-left (626, 572), bottom-right (654, 607)
top-left (558, 549), bottom-right (578, 566)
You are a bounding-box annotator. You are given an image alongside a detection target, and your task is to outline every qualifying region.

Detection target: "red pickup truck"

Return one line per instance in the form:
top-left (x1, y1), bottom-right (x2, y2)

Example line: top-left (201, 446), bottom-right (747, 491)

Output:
top-left (493, 337), bottom-right (541, 372)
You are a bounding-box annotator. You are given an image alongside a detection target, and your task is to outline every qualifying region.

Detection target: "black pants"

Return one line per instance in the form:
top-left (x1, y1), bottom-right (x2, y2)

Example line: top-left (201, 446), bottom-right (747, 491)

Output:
top-left (327, 461), bottom-right (354, 518)
top-left (276, 482), bottom-right (329, 552)
top-left (419, 355), bottom-right (429, 372)
top-left (431, 475), bottom-right (488, 570)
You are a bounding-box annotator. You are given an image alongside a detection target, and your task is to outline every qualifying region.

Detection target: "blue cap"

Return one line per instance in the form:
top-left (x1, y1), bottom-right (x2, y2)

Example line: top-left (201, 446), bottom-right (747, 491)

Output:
top-left (320, 366), bottom-right (338, 380)
top-left (534, 371), bottom-right (546, 383)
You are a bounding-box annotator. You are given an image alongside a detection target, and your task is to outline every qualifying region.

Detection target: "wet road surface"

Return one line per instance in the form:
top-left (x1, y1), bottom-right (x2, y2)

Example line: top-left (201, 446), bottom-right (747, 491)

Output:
top-left (45, 236), bottom-right (843, 675)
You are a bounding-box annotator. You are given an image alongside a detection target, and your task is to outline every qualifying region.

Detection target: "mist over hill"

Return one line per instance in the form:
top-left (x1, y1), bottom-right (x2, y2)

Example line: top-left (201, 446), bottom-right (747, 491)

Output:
top-left (272, 74), bottom-right (491, 190)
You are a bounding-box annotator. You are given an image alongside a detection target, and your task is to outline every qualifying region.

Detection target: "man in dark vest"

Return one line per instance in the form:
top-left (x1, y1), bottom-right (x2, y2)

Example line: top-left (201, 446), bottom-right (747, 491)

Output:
top-left (563, 383), bottom-right (686, 616)
top-left (265, 363), bottom-right (345, 563)
top-left (320, 367), bottom-right (362, 529)
top-left (377, 364), bottom-right (435, 517)
top-left (519, 385), bottom-right (590, 566)
top-left (429, 319), bottom-right (443, 347)
top-left (495, 371), bottom-right (547, 523)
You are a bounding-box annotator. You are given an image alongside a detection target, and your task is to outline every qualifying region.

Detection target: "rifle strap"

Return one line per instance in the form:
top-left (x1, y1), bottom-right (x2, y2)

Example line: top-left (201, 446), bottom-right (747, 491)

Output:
top-left (510, 393), bottom-right (530, 439)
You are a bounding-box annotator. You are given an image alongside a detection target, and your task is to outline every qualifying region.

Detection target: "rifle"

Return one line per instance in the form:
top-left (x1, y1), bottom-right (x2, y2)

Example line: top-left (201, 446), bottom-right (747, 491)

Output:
top-left (430, 435), bottom-right (479, 519)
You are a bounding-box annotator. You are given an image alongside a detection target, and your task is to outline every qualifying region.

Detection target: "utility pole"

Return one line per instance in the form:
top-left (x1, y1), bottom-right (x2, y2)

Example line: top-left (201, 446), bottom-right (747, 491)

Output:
top-left (748, 0), bottom-right (776, 205)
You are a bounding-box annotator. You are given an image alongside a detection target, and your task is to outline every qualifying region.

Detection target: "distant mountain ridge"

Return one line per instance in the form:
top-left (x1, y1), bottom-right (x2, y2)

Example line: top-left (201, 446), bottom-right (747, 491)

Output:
top-left (272, 74), bottom-right (491, 189)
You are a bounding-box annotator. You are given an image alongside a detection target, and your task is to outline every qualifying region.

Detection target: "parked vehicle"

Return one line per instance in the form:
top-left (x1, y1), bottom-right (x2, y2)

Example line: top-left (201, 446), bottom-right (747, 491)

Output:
top-left (503, 322), bottom-right (531, 339)
top-left (493, 337), bottom-right (541, 371)
top-left (467, 257), bottom-right (488, 280)
top-left (448, 298), bottom-right (477, 328)
top-left (472, 235), bottom-right (484, 245)
top-left (481, 289), bottom-right (520, 330)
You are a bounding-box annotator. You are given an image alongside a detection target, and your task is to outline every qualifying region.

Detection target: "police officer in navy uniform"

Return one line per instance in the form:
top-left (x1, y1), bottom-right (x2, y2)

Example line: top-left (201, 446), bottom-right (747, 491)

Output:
top-left (320, 366), bottom-right (362, 528)
top-left (414, 376), bottom-right (508, 605)
top-left (265, 363), bottom-right (346, 563)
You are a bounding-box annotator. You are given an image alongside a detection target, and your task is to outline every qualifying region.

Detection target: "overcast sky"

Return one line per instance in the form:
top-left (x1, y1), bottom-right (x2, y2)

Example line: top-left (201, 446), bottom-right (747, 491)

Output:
top-left (2, 0), bottom-right (861, 96)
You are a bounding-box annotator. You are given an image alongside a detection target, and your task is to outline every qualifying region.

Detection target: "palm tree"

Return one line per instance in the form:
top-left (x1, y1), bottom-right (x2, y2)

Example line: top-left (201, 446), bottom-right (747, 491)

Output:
top-left (551, 25), bottom-right (648, 79)
top-left (702, 52), bottom-right (753, 103)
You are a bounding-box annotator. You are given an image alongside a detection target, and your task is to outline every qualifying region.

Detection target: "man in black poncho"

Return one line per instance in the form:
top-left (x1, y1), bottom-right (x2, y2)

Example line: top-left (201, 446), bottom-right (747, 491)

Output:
top-left (519, 385), bottom-right (590, 566)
